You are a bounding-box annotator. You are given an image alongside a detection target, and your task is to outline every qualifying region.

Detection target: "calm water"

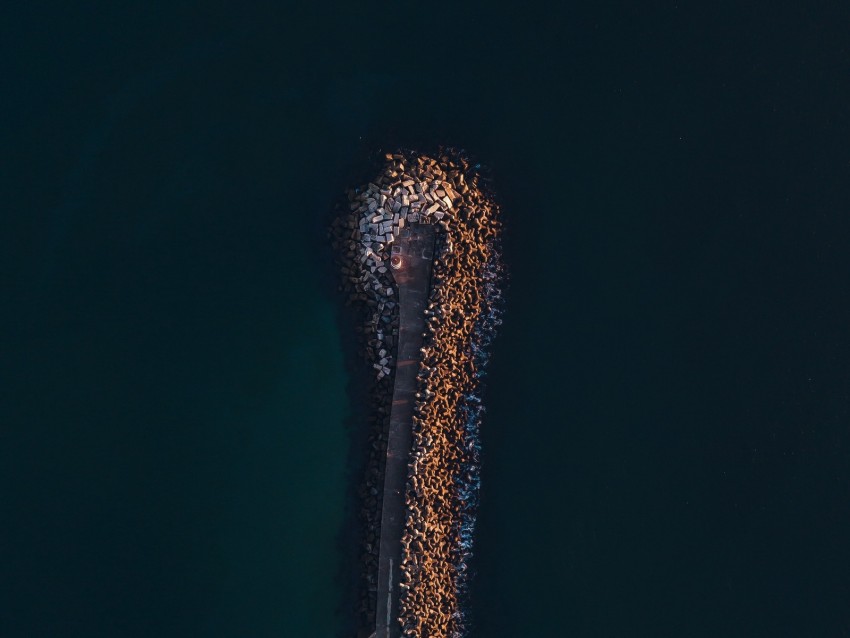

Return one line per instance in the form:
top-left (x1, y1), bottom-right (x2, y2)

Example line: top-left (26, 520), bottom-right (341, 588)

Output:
top-left (5, 4), bottom-right (849, 637)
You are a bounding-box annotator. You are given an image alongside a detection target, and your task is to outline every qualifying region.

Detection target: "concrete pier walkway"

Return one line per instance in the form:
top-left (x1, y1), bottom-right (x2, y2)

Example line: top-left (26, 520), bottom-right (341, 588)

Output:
top-left (374, 224), bottom-right (436, 638)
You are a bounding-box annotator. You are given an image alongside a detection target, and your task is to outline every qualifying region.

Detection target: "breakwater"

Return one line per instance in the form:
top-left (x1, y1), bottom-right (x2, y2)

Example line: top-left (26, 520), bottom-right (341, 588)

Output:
top-left (331, 150), bottom-right (504, 638)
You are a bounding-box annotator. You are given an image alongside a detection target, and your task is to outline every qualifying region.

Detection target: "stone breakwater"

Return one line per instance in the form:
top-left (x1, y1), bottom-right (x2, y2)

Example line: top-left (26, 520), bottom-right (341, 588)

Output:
top-left (331, 150), bottom-right (503, 637)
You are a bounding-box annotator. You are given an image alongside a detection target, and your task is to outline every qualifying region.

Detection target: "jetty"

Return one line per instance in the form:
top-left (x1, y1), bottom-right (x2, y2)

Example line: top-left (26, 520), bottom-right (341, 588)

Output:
top-left (374, 224), bottom-right (436, 638)
top-left (331, 150), bottom-right (503, 638)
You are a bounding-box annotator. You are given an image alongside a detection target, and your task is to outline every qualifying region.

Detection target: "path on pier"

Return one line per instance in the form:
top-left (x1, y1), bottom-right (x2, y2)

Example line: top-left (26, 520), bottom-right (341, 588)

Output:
top-left (375, 224), bottom-right (436, 638)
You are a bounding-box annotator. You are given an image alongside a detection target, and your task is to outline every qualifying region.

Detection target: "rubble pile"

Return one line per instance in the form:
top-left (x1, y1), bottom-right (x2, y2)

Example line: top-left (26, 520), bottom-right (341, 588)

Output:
top-left (397, 156), bottom-right (502, 638)
top-left (331, 149), bottom-right (503, 637)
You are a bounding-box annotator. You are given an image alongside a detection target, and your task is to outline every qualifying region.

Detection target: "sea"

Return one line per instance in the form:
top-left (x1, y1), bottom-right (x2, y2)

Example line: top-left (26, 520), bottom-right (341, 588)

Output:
top-left (4, 4), bottom-right (849, 637)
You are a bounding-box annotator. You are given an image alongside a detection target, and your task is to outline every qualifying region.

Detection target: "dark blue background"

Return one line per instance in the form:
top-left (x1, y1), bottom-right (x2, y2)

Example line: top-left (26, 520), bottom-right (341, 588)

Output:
top-left (4, 3), bottom-right (849, 636)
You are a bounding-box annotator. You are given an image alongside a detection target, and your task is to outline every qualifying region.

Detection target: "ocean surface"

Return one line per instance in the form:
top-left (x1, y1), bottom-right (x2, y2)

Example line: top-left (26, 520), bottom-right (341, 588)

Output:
top-left (4, 4), bottom-right (849, 637)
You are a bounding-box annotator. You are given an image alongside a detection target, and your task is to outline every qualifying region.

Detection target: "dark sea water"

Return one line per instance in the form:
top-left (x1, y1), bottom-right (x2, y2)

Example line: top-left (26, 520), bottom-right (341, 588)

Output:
top-left (4, 4), bottom-right (850, 637)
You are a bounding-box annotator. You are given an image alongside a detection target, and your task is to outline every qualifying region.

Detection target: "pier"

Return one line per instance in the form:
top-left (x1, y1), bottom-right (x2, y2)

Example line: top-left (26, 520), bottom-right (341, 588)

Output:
top-left (332, 151), bottom-right (502, 637)
top-left (374, 223), bottom-right (436, 638)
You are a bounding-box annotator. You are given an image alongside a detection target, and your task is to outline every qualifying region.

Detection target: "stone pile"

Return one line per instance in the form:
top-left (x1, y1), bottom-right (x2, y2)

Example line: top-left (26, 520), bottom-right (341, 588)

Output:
top-left (331, 150), bottom-right (504, 638)
top-left (396, 156), bottom-right (502, 638)
top-left (350, 376), bottom-right (391, 621)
